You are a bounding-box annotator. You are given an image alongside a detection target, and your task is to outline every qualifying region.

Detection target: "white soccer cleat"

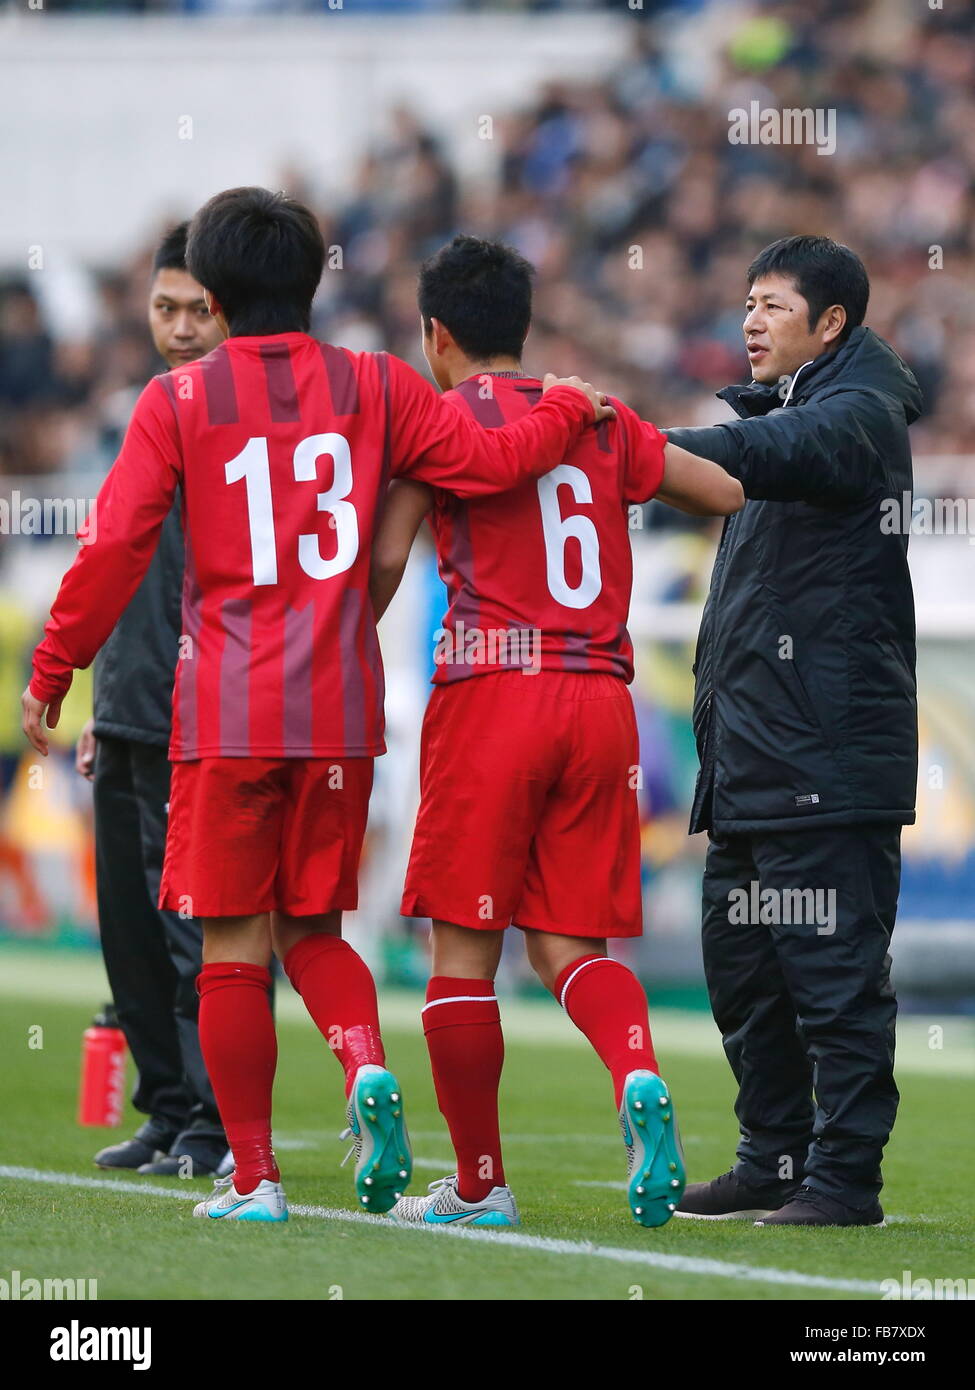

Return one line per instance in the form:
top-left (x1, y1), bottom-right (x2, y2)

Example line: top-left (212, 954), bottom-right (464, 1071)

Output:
top-left (389, 1175), bottom-right (519, 1228)
top-left (192, 1174), bottom-right (288, 1223)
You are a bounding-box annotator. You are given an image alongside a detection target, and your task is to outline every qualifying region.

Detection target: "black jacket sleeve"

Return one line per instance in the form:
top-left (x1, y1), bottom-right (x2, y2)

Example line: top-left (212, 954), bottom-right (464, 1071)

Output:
top-left (667, 389), bottom-right (895, 504)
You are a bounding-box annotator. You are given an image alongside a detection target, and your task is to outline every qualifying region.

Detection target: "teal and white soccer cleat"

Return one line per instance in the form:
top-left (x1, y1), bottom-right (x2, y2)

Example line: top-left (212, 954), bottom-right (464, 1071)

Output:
top-left (339, 1064), bottom-right (413, 1214)
top-left (620, 1069), bottom-right (686, 1228)
top-left (192, 1175), bottom-right (288, 1223)
top-left (389, 1175), bottom-right (520, 1228)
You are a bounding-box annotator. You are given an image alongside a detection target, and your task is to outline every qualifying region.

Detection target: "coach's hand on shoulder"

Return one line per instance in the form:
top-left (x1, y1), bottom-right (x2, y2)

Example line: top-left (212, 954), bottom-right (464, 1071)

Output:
top-left (542, 373), bottom-right (616, 423)
top-left (21, 687), bottom-right (62, 758)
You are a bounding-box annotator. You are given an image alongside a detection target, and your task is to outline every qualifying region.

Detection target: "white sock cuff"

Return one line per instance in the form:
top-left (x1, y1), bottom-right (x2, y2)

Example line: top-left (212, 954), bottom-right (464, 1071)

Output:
top-left (558, 955), bottom-right (619, 1010)
top-left (421, 993), bottom-right (499, 1013)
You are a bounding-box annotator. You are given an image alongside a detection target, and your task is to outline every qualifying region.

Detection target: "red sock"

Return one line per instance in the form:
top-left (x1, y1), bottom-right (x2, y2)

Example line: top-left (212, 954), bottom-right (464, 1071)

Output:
top-left (283, 933), bottom-right (385, 1096)
top-left (197, 962), bottom-right (279, 1194)
top-left (553, 955), bottom-right (658, 1109)
top-left (423, 977), bottom-right (505, 1204)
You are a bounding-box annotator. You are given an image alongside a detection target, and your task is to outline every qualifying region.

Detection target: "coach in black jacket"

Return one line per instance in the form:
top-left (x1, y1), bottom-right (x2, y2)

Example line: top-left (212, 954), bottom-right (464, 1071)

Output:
top-left (667, 236), bottom-right (920, 1227)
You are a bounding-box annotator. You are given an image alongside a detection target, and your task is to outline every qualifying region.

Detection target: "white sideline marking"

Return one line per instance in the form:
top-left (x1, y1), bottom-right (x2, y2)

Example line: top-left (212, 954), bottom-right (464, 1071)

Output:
top-left (1, 1164), bottom-right (888, 1295)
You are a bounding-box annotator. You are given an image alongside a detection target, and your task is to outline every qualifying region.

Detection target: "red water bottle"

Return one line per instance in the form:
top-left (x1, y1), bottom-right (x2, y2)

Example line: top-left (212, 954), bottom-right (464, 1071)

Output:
top-left (78, 1004), bottom-right (127, 1127)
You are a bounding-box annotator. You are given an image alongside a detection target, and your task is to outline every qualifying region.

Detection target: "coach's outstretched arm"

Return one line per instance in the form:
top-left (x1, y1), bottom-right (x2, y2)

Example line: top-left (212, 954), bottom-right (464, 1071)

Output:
top-left (655, 442), bottom-right (745, 515)
top-left (666, 391), bottom-right (889, 504)
top-left (22, 379), bottom-right (181, 755)
top-left (613, 406), bottom-right (744, 515)
top-left (384, 354), bottom-right (614, 497)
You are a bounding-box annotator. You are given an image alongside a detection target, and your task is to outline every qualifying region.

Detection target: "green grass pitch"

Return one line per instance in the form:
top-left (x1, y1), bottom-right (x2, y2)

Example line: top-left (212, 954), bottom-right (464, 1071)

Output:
top-left (1, 945), bottom-right (972, 1301)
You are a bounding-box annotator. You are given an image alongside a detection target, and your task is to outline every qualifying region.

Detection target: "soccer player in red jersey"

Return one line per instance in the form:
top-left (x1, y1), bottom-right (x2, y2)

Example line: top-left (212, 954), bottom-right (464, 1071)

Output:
top-left (369, 236), bottom-right (744, 1230)
top-left (21, 190), bottom-right (613, 1225)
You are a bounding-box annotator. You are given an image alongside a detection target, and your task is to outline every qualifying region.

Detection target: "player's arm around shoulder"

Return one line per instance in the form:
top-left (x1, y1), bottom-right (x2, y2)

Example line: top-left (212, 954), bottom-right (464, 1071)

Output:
top-left (369, 479), bottom-right (434, 621)
top-left (382, 352), bottom-right (614, 497)
top-left (656, 441), bottom-right (745, 516)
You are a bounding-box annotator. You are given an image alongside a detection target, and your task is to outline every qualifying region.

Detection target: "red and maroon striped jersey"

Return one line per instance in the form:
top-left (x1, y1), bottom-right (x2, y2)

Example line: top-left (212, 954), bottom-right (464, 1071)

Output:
top-left (429, 373), bottom-right (666, 685)
top-left (30, 335), bottom-right (593, 758)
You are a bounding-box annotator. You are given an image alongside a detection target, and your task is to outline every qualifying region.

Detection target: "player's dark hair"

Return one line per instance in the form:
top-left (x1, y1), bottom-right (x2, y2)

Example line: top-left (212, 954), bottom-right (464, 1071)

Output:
top-left (747, 235), bottom-right (869, 343)
top-left (152, 222), bottom-right (190, 276)
top-left (418, 235), bottom-right (533, 361)
top-left (186, 187), bottom-right (325, 335)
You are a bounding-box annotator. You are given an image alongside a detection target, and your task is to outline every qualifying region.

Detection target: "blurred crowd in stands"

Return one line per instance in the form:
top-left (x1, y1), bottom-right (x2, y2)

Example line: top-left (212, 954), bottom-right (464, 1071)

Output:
top-left (3, 0), bottom-right (974, 488)
top-left (19, 1), bottom-right (651, 13)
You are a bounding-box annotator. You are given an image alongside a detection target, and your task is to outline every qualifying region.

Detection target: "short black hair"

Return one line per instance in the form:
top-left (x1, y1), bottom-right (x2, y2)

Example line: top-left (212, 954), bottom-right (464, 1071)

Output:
top-left (418, 235), bottom-right (533, 361)
top-left (152, 222), bottom-right (190, 276)
top-left (747, 235), bottom-right (870, 342)
top-left (185, 187), bottom-right (325, 335)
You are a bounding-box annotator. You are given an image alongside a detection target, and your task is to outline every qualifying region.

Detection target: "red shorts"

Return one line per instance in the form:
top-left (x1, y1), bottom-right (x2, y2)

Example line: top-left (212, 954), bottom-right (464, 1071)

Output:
top-left (159, 757), bottom-right (373, 918)
top-left (401, 671), bottom-right (643, 938)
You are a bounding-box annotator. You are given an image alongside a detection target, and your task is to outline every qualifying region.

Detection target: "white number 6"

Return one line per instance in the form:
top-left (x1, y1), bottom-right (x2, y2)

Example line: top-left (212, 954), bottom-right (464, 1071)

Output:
top-left (537, 464), bottom-right (601, 609)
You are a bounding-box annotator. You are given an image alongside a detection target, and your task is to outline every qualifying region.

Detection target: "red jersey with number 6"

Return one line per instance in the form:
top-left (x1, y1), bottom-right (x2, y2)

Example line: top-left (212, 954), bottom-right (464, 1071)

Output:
top-left (29, 335), bottom-right (593, 758)
top-left (429, 374), bottom-right (667, 685)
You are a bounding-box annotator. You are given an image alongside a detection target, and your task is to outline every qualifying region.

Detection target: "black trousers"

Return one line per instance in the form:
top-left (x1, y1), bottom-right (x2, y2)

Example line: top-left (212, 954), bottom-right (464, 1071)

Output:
top-left (93, 736), bottom-right (224, 1153)
top-left (702, 824), bottom-right (901, 1207)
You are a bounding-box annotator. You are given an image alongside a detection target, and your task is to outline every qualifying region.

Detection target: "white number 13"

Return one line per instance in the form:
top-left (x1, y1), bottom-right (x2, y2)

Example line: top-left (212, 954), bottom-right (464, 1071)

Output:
top-left (225, 433), bottom-right (359, 587)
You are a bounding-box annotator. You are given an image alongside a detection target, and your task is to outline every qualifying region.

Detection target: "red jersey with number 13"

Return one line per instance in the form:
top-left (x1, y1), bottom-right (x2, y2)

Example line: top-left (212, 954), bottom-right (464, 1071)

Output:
top-left (30, 337), bottom-right (593, 757)
top-left (430, 374), bottom-right (667, 684)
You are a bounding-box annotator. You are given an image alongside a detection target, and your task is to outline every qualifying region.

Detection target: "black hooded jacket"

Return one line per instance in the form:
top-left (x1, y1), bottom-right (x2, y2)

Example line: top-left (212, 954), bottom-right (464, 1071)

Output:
top-left (667, 327), bottom-right (921, 835)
